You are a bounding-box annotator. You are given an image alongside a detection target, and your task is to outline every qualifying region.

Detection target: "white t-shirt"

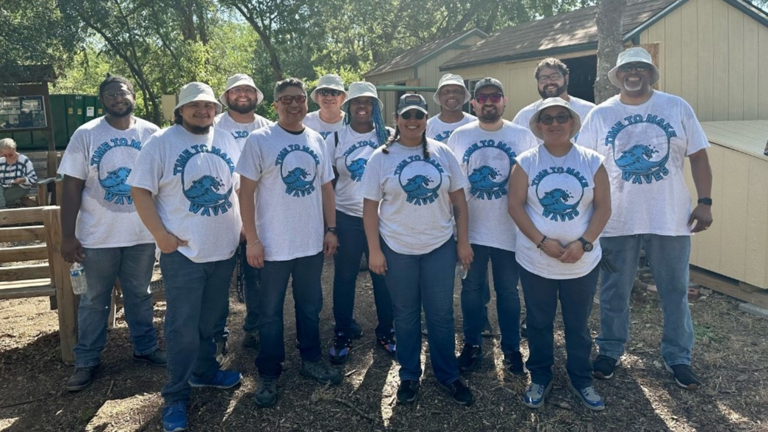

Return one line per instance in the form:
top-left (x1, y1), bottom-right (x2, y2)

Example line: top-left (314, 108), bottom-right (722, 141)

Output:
top-left (515, 144), bottom-right (605, 279)
top-left (512, 96), bottom-right (596, 144)
top-left (576, 91), bottom-right (709, 237)
top-left (236, 124), bottom-right (334, 261)
top-left (214, 112), bottom-right (273, 150)
top-left (325, 126), bottom-right (392, 218)
top-left (361, 139), bottom-right (468, 255)
top-left (426, 113), bottom-right (477, 142)
top-left (128, 125), bottom-right (242, 263)
top-left (58, 117), bottom-right (158, 248)
top-left (304, 111), bottom-right (345, 140)
top-left (447, 121), bottom-right (538, 252)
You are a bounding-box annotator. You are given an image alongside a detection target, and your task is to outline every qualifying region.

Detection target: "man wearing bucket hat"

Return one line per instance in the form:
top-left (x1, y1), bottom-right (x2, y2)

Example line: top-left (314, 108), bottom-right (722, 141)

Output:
top-left (512, 58), bottom-right (595, 144)
top-left (577, 46), bottom-right (713, 391)
top-left (426, 73), bottom-right (476, 142)
top-left (305, 74), bottom-right (347, 139)
top-left (447, 77), bottom-right (537, 377)
top-left (237, 77), bottom-right (341, 408)
top-left (325, 81), bottom-right (396, 365)
top-left (129, 82), bottom-right (244, 432)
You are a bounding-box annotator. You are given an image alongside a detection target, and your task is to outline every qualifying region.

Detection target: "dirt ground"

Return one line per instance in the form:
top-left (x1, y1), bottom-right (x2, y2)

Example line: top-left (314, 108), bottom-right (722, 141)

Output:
top-left (1, 259), bottom-right (767, 432)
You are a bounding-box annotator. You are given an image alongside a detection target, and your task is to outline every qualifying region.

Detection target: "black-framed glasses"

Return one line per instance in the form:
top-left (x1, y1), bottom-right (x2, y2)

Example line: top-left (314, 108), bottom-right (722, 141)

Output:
top-left (537, 73), bottom-right (563, 84)
top-left (475, 92), bottom-right (503, 104)
top-left (230, 87), bottom-right (257, 96)
top-left (538, 114), bottom-right (571, 125)
top-left (400, 110), bottom-right (425, 120)
top-left (618, 63), bottom-right (650, 73)
top-left (318, 89), bottom-right (342, 97)
top-left (102, 90), bottom-right (132, 100)
top-left (277, 94), bottom-right (307, 105)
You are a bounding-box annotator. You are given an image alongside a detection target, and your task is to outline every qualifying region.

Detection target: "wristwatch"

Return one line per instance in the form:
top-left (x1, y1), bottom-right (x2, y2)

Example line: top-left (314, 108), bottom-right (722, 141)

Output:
top-left (697, 197), bottom-right (713, 206)
top-left (577, 237), bottom-right (594, 252)
top-left (325, 227), bottom-right (337, 234)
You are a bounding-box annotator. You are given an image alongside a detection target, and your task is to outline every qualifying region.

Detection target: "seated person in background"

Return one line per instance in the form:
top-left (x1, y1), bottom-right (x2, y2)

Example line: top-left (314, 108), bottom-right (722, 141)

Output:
top-left (0, 138), bottom-right (38, 208)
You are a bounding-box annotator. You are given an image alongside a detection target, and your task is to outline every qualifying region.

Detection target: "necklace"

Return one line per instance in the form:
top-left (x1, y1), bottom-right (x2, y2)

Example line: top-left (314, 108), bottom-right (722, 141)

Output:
top-left (544, 144), bottom-right (573, 169)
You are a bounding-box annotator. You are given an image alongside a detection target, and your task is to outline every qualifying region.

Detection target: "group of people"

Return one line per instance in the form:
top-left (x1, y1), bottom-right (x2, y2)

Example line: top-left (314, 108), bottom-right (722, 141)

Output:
top-left (56, 46), bottom-right (713, 432)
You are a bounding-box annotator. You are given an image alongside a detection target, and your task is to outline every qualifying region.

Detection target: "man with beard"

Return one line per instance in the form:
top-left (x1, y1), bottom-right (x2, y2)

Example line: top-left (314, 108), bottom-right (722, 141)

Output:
top-left (304, 74), bottom-right (347, 139)
top-left (59, 74), bottom-right (165, 392)
top-left (212, 74), bottom-right (273, 358)
top-left (513, 58), bottom-right (595, 143)
top-left (447, 77), bottom-right (537, 376)
top-left (577, 47), bottom-right (713, 391)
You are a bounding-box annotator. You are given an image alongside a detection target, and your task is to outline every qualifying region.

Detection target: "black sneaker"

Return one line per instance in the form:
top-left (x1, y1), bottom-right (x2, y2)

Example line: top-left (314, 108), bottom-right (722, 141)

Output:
top-left (396, 379), bottom-right (420, 404)
top-left (66, 365), bottom-right (98, 392)
top-left (254, 376), bottom-right (278, 408)
top-left (300, 359), bottom-right (342, 385)
top-left (592, 355), bottom-right (621, 380)
top-left (133, 348), bottom-right (167, 367)
top-left (503, 350), bottom-right (526, 376)
top-left (457, 343), bottom-right (483, 372)
top-left (329, 332), bottom-right (352, 365)
top-left (665, 364), bottom-right (701, 390)
top-left (440, 378), bottom-right (474, 406)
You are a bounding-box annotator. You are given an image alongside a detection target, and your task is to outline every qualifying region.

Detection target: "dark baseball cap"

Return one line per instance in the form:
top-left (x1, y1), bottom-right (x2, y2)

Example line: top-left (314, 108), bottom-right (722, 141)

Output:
top-left (473, 77), bottom-right (504, 97)
top-left (397, 94), bottom-right (428, 115)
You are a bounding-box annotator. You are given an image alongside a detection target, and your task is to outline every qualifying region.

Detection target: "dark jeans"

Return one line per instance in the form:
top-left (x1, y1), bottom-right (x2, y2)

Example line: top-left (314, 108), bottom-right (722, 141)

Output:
top-left (333, 211), bottom-right (393, 338)
top-left (520, 265), bottom-right (599, 390)
top-left (382, 238), bottom-right (459, 385)
top-left (213, 244), bottom-right (261, 342)
top-left (256, 252), bottom-right (324, 378)
top-left (461, 245), bottom-right (521, 352)
top-left (160, 251), bottom-right (236, 405)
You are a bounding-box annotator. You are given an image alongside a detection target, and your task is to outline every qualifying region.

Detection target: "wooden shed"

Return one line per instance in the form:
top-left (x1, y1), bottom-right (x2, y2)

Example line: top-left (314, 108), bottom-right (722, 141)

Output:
top-left (365, 29), bottom-right (487, 125)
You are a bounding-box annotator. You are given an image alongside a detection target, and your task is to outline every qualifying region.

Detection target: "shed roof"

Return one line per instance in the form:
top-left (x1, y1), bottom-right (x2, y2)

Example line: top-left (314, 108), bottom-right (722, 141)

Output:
top-left (0, 65), bottom-right (57, 84)
top-left (366, 28), bottom-right (488, 76)
top-left (701, 120), bottom-right (768, 159)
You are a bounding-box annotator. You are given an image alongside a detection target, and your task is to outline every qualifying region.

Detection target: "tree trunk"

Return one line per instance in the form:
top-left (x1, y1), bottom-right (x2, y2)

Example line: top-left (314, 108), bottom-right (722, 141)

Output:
top-left (594, 0), bottom-right (627, 104)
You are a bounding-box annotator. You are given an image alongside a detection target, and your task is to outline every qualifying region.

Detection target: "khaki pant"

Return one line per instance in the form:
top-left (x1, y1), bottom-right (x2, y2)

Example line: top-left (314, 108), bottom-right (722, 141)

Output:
top-left (0, 185), bottom-right (29, 209)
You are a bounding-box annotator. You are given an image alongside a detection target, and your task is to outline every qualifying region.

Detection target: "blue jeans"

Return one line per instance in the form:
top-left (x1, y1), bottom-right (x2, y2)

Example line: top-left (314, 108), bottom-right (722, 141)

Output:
top-left (212, 243), bottom-right (261, 341)
top-left (160, 251), bottom-right (236, 405)
top-left (382, 238), bottom-right (459, 385)
top-left (256, 252), bottom-right (324, 378)
top-left (333, 211), bottom-right (393, 338)
top-left (520, 265), bottom-right (598, 389)
top-left (461, 245), bottom-right (521, 352)
top-left (74, 243), bottom-right (157, 368)
top-left (596, 235), bottom-right (694, 366)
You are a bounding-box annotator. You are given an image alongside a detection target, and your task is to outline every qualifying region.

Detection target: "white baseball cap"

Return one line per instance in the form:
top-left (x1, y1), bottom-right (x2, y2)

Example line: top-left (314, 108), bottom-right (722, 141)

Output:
top-left (608, 47), bottom-right (660, 88)
top-left (174, 82), bottom-right (222, 113)
top-left (433, 74), bottom-right (471, 105)
top-left (219, 74), bottom-right (264, 107)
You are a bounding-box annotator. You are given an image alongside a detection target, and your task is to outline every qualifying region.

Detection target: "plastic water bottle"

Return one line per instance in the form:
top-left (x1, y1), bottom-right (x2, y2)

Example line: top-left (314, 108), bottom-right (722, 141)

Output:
top-left (456, 262), bottom-right (468, 280)
top-left (70, 263), bottom-right (88, 295)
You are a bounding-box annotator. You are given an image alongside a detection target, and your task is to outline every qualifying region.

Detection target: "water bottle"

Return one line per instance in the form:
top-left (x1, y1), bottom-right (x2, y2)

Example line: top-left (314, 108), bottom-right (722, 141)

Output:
top-left (70, 263), bottom-right (88, 295)
top-left (456, 262), bottom-right (468, 280)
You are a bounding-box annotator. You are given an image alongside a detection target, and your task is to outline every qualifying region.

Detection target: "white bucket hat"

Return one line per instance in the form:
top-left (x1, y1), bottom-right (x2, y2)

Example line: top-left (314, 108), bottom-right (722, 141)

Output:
top-left (608, 47), bottom-right (660, 88)
top-left (219, 74), bottom-right (264, 107)
top-left (310, 74), bottom-right (347, 104)
top-left (341, 82), bottom-right (383, 112)
top-left (528, 97), bottom-right (582, 140)
top-left (174, 82), bottom-right (222, 113)
top-left (432, 74), bottom-right (471, 105)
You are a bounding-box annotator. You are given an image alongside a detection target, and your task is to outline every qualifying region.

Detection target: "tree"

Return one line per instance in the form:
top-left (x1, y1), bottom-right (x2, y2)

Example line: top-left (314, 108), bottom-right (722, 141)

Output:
top-left (594, 0), bottom-right (627, 104)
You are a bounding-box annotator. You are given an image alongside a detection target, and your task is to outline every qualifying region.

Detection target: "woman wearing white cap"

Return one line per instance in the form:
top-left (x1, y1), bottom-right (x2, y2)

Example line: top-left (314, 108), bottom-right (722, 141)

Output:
top-left (361, 93), bottom-right (474, 406)
top-left (304, 74), bottom-right (347, 139)
top-left (508, 98), bottom-right (610, 411)
top-left (326, 81), bottom-right (395, 365)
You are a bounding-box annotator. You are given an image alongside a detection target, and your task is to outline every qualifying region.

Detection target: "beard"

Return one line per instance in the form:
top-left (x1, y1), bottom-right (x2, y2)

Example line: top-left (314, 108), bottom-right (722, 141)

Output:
top-left (104, 103), bottom-right (134, 118)
top-left (538, 82), bottom-right (567, 99)
top-left (184, 123), bottom-right (211, 135)
top-left (622, 77), bottom-right (644, 92)
top-left (478, 106), bottom-right (503, 123)
top-left (227, 98), bottom-right (257, 114)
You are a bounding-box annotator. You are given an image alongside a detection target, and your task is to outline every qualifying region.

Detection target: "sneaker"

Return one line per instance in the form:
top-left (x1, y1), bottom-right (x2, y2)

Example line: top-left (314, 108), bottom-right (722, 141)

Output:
top-left (440, 378), bottom-right (474, 406)
top-left (503, 350), bottom-right (526, 376)
top-left (253, 376), bottom-right (278, 408)
top-left (665, 364), bottom-right (701, 390)
top-left (396, 379), bottom-right (420, 404)
top-left (457, 343), bottom-right (483, 372)
top-left (568, 382), bottom-right (605, 411)
top-left (66, 365), bottom-right (98, 392)
top-left (133, 348), bottom-right (167, 367)
top-left (162, 403), bottom-right (187, 432)
top-left (523, 381), bottom-right (552, 409)
top-left (376, 331), bottom-right (396, 357)
top-left (329, 332), bottom-right (352, 365)
top-left (242, 331), bottom-right (260, 349)
top-left (188, 370), bottom-right (242, 388)
top-left (592, 355), bottom-right (621, 380)
top-left (300, 360), bottom-right (342, 385)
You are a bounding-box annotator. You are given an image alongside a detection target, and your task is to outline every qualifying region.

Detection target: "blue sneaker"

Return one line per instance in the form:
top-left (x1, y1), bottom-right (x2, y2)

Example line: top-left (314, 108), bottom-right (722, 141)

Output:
top-left (188, 370), bottom-right (242, 388)
top-left (568, 382), bottom-right (605, 411)
top-left (162, 403), bottom-right (187, 432)
top-left (523, 381), bottom-right (552, 409)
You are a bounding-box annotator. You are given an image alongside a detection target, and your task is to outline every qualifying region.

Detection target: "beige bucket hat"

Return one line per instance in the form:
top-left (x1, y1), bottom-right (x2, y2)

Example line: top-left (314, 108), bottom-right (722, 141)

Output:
top-left (174, 82), bottom-right (222, 113)
top-left (341, 81), bottom-right (383, 112)
top-left (310, 74), bottom-right (347, 104)
top-left (608, 47), bottom-right (660, 88)
top-left (219, 74), bottom-right (264, 107)
top-left (527, 97), bottom-right (582, 140)
top-left (432, 74), bottom-right (471, 105)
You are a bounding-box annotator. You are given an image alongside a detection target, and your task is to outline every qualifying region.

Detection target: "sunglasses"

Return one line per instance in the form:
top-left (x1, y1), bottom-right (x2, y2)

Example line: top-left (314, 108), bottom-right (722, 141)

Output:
top-left (618, 63), bottom-right (650, 73)
top-left (102, 90), bottom-right (132, 100)
top-left (318, 89), bottom-right (342, 97)
top-left (475, 92), bottom-right (503, 104)
top-left (277, 94), bottom-right (307, 105)
top-left (538, 114), bottom-right (571, 125)
top-left (400, 110), bottom-right (426, 120)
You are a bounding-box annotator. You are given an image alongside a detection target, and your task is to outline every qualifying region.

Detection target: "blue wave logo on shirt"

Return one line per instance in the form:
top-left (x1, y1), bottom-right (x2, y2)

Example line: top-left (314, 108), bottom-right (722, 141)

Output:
top-left (231, 130), bottom-right (249, 140)
top-left (319, 131), bottom-right (332, 140)
top-left (604, 114), bottom-right (674, 184)
top-left (462, 139), bottom-right (516, 200)
top-left (433, 130), bottom-right (452, 142)
top-left (276, 144), bottom-right (321, 197)
top-left (342, 140), bottom-right (378, 182)
top-left (173, 144), bottom-right (236, 216)
top-left (531, 165), bottom-right (589, 222)
top-left (90, 137), bottom-right (143, 206)
top-left (395, 155), bottom-right (444, 206)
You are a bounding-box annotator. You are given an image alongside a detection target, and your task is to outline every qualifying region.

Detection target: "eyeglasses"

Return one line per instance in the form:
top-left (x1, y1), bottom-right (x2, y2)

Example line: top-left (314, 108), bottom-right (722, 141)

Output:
top-left (102, 90), bottom-right (132, 100)
top-left (475, 93), bottom-right (503, 104)
top-left (537, 73), bottom-right (563, 84)
top-left (230, 87), bottom-right (258, 96)
top-left (400, 110), bottom-right (425, 120)
top-left (618, 63), bottom-right (650, 73)
top-left (277, 94), bottom-right (307, 105)
top-left (318, 89), bottom-right (342, 97)
top-left (538, 114), bottom-right (571, 125)
top-left (439, 88), bottom-right (464, 96)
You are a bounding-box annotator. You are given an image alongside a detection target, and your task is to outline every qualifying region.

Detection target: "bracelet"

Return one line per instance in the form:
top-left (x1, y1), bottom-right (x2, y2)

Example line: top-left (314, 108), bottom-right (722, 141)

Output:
top-left (697, 197), bottom-right (712, 206)
top-left (537, 235), bottom-right (548, 249)
top-left (246, 239), bottom-right (261, 248)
